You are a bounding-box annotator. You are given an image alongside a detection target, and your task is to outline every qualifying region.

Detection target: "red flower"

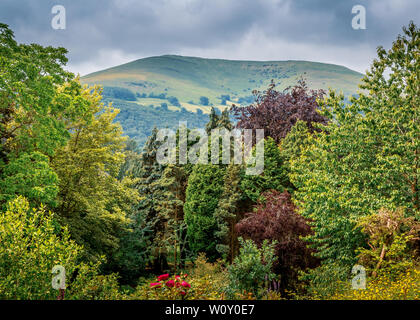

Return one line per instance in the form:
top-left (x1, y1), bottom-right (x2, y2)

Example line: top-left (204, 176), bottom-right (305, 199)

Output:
top-left (181, 281), bottom-right (191, 288)
top-left (166, 280), bottom-right (175, 287)
top-left (179, 291), bottom-right (186, 296)
top-left (150, 282), bottom-right (162, 288)
top-left (157, 274), bottom-right (169, 281)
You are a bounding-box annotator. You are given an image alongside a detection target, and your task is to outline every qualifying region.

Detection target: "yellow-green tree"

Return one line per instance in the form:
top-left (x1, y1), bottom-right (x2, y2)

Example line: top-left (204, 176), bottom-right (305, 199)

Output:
top-left (52, 85), bottom-right (139, 261)
top-left (0, 196), bottom-right (80, 299)
top-left (0, 196), bottom-right (123, 300)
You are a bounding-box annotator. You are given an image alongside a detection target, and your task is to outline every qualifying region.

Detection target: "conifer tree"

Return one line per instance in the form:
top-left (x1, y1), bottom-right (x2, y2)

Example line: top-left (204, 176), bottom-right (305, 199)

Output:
top-left (130, 128), bottom-right (168, 272)
top-left (155, 164), bottom-right (188, 271)
top-left (184, 108), bottom-right (234, 261)
top-left (214, 163), bottom-right (242, 262)
top-left (241, 137), bottom-right (291, 202)
top-left (184, 164), bottom-right (226, 261)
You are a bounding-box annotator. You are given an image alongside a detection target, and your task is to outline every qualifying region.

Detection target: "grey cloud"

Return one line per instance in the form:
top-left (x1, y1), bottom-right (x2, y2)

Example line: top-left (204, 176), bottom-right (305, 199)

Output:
top-left (0, 0), bottom-right (418, 75)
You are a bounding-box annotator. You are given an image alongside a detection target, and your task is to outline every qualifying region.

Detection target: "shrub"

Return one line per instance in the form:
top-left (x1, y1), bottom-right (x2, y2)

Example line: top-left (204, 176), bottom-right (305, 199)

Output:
top-left (130, 274), bottom-right (191, 300)
top-left (0, 196), bottom-right (123, 300)
top-left (0, 197), bottom-right (81, 299)
top-left (187, 253), bottom-right (229, 299)
top-left (356, 207), bottom-right (420, 279)
top-left (66, 261), bottom-right (124, 300)
top-left (298, 262), bottom-right (351, 299)
top-left (227, 238), bottom-right (277, 298)
top-left (236, 190), bottom-right (317, 293)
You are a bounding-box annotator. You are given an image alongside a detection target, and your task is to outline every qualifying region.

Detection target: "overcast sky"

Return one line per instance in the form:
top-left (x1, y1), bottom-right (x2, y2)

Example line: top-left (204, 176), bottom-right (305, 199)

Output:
top-left (1, 0), bottom-right (418, 76)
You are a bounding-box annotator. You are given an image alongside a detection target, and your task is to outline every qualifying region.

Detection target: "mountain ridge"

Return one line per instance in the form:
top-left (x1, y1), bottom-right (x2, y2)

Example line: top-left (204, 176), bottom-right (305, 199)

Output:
top-left (80, 54), bottom-right (364, 147)
top-left (81, 54), bottom-right (363, 114)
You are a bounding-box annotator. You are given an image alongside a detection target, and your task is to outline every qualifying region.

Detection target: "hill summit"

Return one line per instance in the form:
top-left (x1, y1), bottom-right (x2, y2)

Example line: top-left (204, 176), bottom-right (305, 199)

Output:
top-left (81, 54), bottom-right (363, 113)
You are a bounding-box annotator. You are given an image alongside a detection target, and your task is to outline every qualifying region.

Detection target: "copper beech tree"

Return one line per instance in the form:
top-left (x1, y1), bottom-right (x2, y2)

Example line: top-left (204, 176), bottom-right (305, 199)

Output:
top-left (235, 190), bottom-right (317, 292)
top-left (231, 79), bottom-right (328, 145)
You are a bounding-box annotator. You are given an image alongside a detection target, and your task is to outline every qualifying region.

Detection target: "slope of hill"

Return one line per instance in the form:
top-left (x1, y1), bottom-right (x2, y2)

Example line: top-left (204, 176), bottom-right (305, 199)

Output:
top-left (82, 55), bottom-right (363, 111)
top-left (80, 55), bottom-right (363, 148)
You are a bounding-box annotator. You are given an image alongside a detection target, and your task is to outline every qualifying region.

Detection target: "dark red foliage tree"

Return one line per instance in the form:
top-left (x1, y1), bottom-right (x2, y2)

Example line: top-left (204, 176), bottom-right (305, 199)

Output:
top-left (235, 190), bottom-right (318, 293)
top-left (231, 79), bottom-right (328, 144)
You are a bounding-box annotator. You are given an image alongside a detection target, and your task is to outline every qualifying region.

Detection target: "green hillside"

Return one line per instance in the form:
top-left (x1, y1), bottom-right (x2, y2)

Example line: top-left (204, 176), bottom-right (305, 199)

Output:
top-left (80, 55), bottom-right (364, 148)
top-left (81, 55), bottom-right (363, 113)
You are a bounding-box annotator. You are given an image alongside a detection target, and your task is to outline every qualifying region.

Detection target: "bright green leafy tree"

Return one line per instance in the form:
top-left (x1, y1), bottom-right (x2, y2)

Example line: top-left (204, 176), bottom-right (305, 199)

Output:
top-left (290, 22), bottom-right (420, 285)
top-left (0, 24), bottom-right (87, 208)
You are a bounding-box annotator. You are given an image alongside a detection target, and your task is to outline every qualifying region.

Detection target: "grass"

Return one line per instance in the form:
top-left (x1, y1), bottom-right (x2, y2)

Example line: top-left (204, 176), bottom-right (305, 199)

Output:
top-left (81, 54), bottom-right (364, 112)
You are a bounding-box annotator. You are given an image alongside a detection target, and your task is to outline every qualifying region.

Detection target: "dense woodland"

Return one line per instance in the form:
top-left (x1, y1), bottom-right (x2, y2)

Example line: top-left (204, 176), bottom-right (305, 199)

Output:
top-left (0, 22), bottom-right (419, 300)
top-left (110, 98), bottom-right (209, 148)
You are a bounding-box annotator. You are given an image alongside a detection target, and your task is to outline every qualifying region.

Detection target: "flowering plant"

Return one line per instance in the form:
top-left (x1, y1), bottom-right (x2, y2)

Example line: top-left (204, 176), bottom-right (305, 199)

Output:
top-left (148, 274), bottom-right (191, 299)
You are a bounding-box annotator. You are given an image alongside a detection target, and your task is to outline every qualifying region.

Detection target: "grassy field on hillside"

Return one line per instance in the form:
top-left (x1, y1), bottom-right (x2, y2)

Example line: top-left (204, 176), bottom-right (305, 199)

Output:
top-left (82, 55), bottom-right (363, 113)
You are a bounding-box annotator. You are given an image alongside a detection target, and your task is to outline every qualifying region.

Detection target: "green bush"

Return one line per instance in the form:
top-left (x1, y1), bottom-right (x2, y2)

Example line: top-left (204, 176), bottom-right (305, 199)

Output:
top-left (227, 238), bottom-right (277, 298)
top-left (0, 197), bottom-right (122, 300)
top-left (0, 197), bottom-right (81, 299)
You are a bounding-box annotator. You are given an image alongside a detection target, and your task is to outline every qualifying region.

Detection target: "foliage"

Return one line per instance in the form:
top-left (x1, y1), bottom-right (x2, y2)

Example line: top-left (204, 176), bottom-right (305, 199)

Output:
top-left (240, 137), bottom-right (291, 202)
top-left (132, 254), bottom-right (229, 300)
top-left (0, 197), bottom-right (80, 299)
top-left (227, 238), bottom-right (277, 298)
top-left (205, 107), bottom-right (232, 134)
top-left (214, 163), bottom-right (242, 261)
top-left (52, 85), bottom-right (139, 262)
top-left (108, 208), bottom-right (154, 285)
top-left (278, 120), bottom-right (312, 175)
top-left (184, 164), bottom-right (226, 261)
top-left (131, 274), bottom-right (191, 300)
top-left (299, 262), bottom-right (351, 299)
top-left (232, 79), bottom-right (327, 145)
top-left (0, 151), bottom-right (59, 208)
top-left (236, 190), bottom-right (317, 292)
top-left (0, 197), bottom-right (122, 300)
top-left (102, 86), bottom-right (136, 101)
top-left (167, 96), bottom-right (180, 106)
top-left (356, 207), bottom-right (420, 278)
top-left (65, 260), bottom-right (124, 300)
top-left (290, 22), bottom-right (420, 276)
top-left (127, 128), bottom-right (167, 272)
top-left (330, 268), bottom-right (420, 300)
top-left (186, 253), bottom-right (229, 299)
top-left (0, 24), bottom-right (87, 207)
top-left (112, 99), bottom-right (209, 149)
top-left (200, 96), bottom-right (209, 106)
top-left (154, 164), bottom-right (189, 271)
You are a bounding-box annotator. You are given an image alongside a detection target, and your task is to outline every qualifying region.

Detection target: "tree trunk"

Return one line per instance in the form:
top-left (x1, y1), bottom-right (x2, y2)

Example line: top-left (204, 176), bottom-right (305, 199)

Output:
top-left (372, 244), bottom-right (386, 278)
